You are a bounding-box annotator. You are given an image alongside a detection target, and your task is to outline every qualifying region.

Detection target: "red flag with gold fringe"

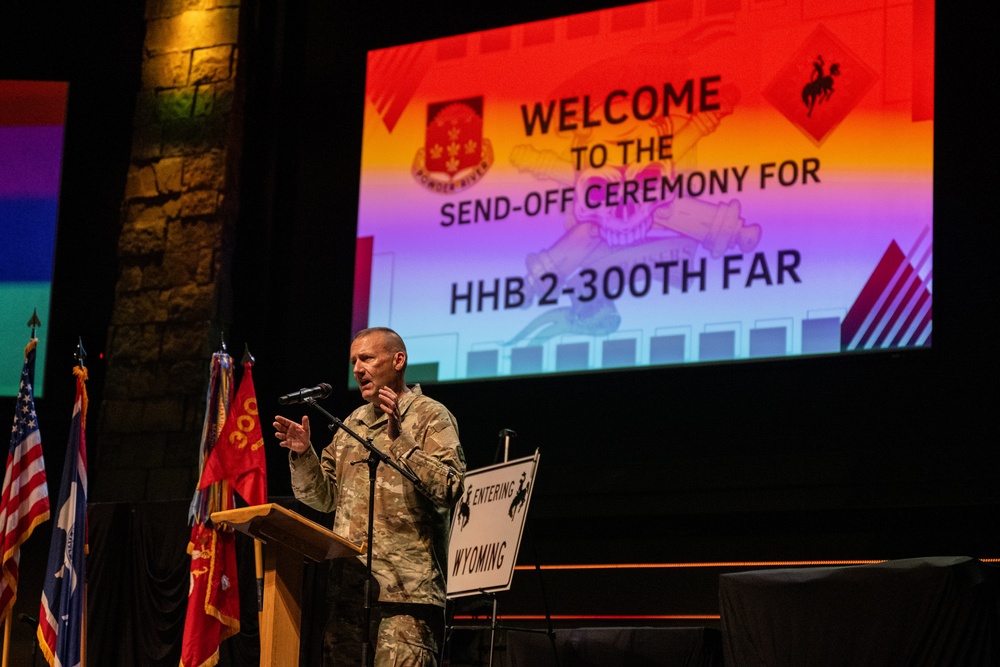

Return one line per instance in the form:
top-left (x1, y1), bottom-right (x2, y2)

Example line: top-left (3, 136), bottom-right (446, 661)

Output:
top-left (180, 522), bottom-right (240, 667)
top-left (198, 361), bottom-right (267, 506)
top-left (180, 350), bottom-right (240, 667)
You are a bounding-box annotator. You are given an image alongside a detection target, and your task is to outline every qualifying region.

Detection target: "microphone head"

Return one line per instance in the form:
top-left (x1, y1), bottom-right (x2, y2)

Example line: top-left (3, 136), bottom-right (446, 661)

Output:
top-left (278, 382), bottom-right (333, 405)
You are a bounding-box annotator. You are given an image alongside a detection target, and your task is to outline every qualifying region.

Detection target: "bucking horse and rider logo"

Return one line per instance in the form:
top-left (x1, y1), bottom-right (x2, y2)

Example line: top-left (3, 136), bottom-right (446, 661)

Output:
top-left (764, 25), bottom-right (876, 145)
top-left (803, 54), bottom-right (840, 118)
top-left (455, 470), bottom-right (532, 531)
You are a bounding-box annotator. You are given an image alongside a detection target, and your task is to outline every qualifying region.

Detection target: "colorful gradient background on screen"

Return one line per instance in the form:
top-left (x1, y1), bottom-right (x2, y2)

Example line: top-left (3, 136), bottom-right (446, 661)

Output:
top-left (355, 0), bottom-right (933, 382)
top-left (0, 80), bottom-right (68, 396)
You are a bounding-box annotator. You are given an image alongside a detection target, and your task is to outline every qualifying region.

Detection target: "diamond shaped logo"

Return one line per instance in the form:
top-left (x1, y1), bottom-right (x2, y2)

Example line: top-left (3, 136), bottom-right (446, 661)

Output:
top-left (764, 25), bottom-right (877, 145)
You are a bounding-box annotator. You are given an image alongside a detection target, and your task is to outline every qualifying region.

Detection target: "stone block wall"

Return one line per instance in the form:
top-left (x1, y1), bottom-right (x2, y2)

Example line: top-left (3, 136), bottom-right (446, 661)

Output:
top-left (96, 0), bottom-right (242, 502)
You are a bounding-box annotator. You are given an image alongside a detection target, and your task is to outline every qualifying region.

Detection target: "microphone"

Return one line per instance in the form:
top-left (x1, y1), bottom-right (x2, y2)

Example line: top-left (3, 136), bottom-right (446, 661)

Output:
top-left (18, 612), bottom-right (37, 625)
top-left (278, 383), bottom-right (332, 404)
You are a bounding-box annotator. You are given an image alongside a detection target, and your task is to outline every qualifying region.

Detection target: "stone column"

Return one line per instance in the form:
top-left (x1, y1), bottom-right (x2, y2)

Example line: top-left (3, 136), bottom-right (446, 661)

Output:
top-left (97, 0), bottom-right (242, 502)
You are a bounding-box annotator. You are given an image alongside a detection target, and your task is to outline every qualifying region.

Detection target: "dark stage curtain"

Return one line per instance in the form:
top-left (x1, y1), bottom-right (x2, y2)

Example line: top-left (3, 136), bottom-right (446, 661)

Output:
top-left (87, 499), bottom-right (331, 666)
top-left (88, 501), bottom-right (192, 666)
top-left (719, 556), bottom-right (1000, 666)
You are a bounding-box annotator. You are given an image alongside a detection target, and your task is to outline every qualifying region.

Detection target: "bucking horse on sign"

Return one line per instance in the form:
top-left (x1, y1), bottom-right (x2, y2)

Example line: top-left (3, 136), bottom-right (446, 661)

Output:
top-left (457, 485), bottom-right (472, 530)
top-left (508, 473), bottom-right (529, 520)
top-left (803, 55), bottom-right (840, 117)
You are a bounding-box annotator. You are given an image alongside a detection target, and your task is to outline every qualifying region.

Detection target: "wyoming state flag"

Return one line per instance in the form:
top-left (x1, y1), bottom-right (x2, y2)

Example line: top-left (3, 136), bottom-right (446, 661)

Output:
top-left (38, 365), bottom-right (88, 667)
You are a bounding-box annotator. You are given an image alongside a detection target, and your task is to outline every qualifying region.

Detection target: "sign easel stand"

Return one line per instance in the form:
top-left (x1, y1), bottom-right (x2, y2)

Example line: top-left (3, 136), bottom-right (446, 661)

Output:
top-left (445, 430), bottom-right (559, 666)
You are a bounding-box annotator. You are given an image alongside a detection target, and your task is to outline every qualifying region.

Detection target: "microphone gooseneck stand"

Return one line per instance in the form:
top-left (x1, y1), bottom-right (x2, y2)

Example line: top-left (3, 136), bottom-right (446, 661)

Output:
top-left (302, 397), bottom-right (421, 667)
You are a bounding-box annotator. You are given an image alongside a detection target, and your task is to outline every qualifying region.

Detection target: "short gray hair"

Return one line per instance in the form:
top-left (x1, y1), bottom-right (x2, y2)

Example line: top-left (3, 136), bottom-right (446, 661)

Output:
top-left (353, 327), bottom-right (407, 370)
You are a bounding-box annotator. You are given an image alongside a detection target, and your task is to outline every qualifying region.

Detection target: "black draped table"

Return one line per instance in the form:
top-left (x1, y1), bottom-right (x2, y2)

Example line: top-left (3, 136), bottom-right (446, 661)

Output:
top-left (719, 556), bottom-right (999, 666)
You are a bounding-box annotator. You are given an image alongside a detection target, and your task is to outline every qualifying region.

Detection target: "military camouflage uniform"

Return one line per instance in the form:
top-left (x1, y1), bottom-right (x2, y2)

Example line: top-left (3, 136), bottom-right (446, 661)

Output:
top-left (290, 385), bottom-right (465, 666)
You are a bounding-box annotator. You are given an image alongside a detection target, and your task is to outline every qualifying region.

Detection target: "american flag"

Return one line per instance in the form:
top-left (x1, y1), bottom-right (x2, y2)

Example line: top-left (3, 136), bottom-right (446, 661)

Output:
top-left (0, 339), bottom-right (50, 622)
top-left (38, 364), bottom-right (88, 667)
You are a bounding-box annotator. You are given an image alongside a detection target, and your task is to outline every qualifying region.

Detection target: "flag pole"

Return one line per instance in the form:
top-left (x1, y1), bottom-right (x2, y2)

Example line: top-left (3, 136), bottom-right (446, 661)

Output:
top-left (2, 613), bottom-right (11, 667)
top-left (28, 309), bottom-right (41, 339)
top-left (2, 312), bottom-right (45, 667)
top-left (77, 338), bottom-right (88, 667)
top-left (242, 345), bottom-right (266, 622)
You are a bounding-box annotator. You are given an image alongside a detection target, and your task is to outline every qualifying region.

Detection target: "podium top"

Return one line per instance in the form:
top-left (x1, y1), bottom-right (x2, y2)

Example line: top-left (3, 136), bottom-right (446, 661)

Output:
top-left (212, 503), bottom-right (366, 563)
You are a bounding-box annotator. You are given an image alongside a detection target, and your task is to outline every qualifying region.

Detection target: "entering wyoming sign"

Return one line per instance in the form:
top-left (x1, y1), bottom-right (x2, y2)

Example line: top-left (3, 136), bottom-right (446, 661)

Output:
top-left (447, 450), bottom-right (539, 598)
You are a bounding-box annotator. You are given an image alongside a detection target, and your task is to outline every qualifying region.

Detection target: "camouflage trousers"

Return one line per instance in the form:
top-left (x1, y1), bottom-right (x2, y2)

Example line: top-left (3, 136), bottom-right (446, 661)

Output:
top-left (323, 560), bottom-right (443, 667)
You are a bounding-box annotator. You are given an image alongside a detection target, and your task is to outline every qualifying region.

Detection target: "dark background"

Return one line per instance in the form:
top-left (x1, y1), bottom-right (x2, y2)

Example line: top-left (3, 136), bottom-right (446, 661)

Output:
top-left (226, 0), bottom-right (1000, 567)
top-left (1, 0), bottom-right (998, 659)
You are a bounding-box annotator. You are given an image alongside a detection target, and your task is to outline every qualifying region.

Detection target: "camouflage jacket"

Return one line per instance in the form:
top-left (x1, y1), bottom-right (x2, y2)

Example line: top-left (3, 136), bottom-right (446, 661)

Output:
top-left (289, 384), bottom-right (466, 607)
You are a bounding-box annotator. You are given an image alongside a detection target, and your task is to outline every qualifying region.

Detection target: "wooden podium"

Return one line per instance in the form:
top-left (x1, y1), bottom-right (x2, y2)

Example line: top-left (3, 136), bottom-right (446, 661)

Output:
top-left (212, 503), bottom-right (366, 666)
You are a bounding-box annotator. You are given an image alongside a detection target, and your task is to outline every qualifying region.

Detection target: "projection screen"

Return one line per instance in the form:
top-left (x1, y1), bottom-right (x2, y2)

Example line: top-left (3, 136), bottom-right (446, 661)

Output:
top-left (353, 0), bottom-right (934, 383)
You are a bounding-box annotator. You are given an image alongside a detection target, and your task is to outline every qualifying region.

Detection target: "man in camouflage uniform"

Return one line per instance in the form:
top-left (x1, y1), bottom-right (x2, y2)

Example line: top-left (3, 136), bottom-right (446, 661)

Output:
top-left (274, 327), bottom-right (466, 666)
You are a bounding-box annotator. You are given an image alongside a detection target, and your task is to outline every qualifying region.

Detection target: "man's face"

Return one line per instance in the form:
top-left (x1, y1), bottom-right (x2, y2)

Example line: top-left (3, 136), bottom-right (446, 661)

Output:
top-left (350, 333), bottom-right (404, 404)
